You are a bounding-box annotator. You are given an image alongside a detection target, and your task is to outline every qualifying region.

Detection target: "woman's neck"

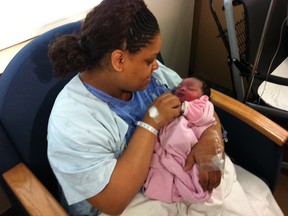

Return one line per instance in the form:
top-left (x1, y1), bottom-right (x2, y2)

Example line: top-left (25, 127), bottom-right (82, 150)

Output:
top-left (79, 70), bottom-right (132, 101)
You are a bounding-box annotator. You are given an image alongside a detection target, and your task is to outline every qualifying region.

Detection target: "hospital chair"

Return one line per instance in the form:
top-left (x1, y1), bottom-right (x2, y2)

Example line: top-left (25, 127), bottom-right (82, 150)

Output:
top-left (209, 0), bottom-right (288, 120)
top-left (0, 21), bottom-right (287, 216)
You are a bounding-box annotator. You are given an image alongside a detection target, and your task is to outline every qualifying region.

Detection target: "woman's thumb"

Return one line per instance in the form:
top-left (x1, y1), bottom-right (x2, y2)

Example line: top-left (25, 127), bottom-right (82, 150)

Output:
top-left (184, 151), bottom-right (196, 171)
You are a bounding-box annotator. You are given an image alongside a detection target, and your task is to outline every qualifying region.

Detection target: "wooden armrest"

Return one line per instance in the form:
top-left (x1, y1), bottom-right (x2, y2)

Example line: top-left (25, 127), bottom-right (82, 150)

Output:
top-left (3, 163), bottom-right (68, 216)
top-left (210, 89), bottom-right (288, 146)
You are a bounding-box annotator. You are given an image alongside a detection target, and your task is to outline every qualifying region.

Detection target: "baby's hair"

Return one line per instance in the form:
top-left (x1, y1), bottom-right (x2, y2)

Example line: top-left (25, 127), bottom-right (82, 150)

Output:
top-left (190, 74), bottom-right (211, 97)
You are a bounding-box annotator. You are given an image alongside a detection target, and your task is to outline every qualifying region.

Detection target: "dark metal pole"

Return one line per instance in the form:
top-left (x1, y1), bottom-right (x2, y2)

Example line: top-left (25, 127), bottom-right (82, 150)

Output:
top-left (243, 0), bottom-right (277, 103)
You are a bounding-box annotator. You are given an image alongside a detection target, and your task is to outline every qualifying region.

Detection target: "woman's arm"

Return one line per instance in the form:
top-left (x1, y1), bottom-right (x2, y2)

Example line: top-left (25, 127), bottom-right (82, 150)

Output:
top-left (184, 111), bottom-right (224, 192)
top-left (88, 93), bottom-right (181, 215)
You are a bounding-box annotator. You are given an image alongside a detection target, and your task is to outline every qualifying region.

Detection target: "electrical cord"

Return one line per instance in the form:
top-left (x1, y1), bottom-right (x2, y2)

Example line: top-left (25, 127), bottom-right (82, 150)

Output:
top-left (257, 15), bottom-right (288, 105)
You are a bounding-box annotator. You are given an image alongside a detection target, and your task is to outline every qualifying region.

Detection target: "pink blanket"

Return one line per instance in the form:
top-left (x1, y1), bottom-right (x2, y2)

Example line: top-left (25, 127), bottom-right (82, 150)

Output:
top-left (144, 95), bottom-right (215, 203)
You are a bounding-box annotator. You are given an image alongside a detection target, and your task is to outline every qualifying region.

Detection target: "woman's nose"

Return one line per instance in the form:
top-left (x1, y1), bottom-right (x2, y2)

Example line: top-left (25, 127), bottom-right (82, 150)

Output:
top-left (152, 60), bottom-right (159, 71)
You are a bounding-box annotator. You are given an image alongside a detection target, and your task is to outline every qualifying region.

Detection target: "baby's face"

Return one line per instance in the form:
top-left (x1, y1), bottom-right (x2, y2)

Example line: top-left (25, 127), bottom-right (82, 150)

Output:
top-left (174, 78), bottom-right (204, 103)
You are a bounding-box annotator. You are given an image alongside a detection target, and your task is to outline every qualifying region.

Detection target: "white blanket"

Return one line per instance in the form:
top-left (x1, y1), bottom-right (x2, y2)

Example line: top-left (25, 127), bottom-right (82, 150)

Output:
top-left (101, 156), bottom-right (283, 216)
top-left (258, 57), bottom-right (288, 111)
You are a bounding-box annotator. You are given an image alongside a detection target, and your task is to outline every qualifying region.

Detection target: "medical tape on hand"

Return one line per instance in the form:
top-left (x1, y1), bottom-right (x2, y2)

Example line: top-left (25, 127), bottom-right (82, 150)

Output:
top-left (148, 105), bottom-right (162, 124)
top-left (198, 144), bottom-right (225, 173)
top-left (198, 155), bottom-right (224, 172)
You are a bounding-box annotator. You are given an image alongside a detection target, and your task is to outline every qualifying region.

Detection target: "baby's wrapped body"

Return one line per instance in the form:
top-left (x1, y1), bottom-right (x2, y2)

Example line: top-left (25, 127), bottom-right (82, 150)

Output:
top-left (144, 95), bottom-right (215, 203)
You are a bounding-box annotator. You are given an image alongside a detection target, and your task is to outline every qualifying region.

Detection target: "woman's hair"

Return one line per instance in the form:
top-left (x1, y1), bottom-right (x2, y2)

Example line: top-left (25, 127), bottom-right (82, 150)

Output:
top-left (48, 0), bottom-right (160, 78)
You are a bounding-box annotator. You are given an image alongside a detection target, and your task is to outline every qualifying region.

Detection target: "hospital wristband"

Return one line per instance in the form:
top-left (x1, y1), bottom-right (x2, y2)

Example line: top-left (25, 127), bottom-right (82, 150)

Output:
top-left (136, 121), bottom-right (158, 136)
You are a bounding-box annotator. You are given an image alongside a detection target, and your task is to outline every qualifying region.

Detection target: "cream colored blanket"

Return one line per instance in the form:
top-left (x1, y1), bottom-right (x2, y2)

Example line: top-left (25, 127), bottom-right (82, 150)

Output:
top-left (101, 155), bottom-right (283, 216)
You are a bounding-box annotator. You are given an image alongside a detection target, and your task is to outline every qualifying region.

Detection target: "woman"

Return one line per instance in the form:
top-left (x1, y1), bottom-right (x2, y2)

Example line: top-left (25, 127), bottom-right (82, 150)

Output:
top-left (47, 0), bottom-right (282, 216)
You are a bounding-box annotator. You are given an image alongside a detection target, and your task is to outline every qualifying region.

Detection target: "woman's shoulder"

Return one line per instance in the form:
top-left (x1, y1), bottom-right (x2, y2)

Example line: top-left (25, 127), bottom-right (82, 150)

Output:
top-left (152, 61), bottom-right (182, 89)
top-left (48, 74), bottom-right (128, 143)
top-left (51, 74), bottom-right (115, 119)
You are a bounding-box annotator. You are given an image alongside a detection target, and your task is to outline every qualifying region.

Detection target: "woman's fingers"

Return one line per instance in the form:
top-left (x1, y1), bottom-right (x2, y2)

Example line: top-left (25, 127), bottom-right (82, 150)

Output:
top-left (146, 93), bottom-right (181, 128)
top-left (199, 170), bottom-right (222, 192)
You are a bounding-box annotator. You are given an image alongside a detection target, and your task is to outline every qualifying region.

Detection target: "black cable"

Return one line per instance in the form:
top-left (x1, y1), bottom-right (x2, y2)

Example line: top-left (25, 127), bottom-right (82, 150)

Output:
top-left (257, 15), bottom-right (288, 104)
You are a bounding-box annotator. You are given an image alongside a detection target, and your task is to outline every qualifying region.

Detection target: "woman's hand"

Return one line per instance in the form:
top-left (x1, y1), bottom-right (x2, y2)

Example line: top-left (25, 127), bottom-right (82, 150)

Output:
top-left (184, 112), bottom-right (224, 192)
top-left (142, 93), bottom-right (181, 130)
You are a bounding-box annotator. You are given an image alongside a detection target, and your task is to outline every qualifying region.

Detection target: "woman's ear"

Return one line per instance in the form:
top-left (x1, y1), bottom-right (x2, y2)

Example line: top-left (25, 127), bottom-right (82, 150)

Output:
top-left (111, 50), bottom-right (124, 72)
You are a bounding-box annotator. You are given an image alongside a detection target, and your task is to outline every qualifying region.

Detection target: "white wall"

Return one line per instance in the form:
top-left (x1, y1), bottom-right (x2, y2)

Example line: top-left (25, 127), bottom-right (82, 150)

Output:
top-left (146, 0), bottom-right (195, 77)
top-left (0, 0), bottom-right (101, 73)
top-left (0, 0), bottom-right (102, 50)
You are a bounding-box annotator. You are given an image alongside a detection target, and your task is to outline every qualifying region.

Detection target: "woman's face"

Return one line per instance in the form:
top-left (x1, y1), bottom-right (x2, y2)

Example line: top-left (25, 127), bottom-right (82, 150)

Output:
top-left (120, 33), bottom-right (162, 91)
top-left (174, 78), bottom-right (204, 103)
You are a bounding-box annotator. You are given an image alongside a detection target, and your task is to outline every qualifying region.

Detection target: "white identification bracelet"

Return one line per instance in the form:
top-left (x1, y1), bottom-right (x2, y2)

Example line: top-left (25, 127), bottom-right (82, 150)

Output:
top-left (136, 121), bottom-right (158, 136)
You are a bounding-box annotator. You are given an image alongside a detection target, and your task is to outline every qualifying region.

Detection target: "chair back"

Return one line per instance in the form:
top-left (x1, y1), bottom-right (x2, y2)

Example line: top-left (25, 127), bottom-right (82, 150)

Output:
top-left (0, 21), bottom-right (82, 200)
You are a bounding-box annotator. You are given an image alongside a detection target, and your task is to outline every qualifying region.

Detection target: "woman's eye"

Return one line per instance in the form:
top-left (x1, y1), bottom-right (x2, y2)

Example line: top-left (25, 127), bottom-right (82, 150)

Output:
top-left (146, 58), bottom-right (156, 65)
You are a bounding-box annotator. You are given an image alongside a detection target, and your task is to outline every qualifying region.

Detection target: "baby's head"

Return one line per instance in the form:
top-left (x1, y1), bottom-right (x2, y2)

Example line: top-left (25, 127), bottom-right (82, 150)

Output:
top-left (174, 75), bottom-right (210, 103)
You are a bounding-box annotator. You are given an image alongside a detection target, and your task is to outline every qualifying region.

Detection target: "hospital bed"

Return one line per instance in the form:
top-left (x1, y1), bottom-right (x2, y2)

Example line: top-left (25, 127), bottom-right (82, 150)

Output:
top-left (0, 20), bottom-right (287, 215)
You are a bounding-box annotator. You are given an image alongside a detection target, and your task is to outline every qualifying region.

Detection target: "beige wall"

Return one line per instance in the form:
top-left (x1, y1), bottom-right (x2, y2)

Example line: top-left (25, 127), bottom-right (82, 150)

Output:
top-left (146, 0), bottom-right (195, 78)
top-left (190, 1), bottom-right (233, 89)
